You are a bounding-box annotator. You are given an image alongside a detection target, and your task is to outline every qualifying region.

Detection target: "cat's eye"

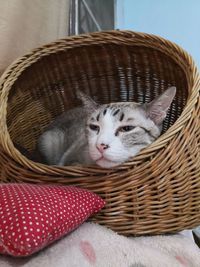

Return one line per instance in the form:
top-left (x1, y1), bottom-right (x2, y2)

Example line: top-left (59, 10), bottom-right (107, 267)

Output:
top-left (89, 124), bottom-right (100, 132)
top-left (119, 126), bottom-right (135, 132)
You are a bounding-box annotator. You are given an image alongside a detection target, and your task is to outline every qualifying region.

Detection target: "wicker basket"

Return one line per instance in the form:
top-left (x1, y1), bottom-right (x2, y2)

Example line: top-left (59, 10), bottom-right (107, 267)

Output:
top-left (0, 31), bottom-right (200, 236)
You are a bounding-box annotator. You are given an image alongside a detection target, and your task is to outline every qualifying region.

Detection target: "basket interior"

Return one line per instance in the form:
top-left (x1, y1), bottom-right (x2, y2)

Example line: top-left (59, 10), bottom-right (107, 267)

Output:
top-left (7, 43), bottom-right (188, 153)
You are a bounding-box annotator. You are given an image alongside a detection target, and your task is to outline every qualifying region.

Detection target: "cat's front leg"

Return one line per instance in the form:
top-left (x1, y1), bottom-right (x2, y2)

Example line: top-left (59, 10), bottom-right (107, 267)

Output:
top-left (37, 128), bottom-right (66, 165)
top-left (58, 137), bottom-right (84, 166)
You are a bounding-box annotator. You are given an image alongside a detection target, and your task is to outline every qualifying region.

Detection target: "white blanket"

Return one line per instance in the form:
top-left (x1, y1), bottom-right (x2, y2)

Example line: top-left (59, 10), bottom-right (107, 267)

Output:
top-left (0, 222), bottom-right (199, 267)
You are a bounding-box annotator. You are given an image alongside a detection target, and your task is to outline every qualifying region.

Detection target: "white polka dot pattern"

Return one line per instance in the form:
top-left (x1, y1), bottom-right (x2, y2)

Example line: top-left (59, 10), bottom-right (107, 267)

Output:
top-left (0, 183), bottom-right (105, 257)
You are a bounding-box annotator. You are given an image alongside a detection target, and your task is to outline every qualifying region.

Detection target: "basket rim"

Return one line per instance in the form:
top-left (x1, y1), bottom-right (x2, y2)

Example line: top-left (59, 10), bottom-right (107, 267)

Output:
top-left (0, 30), bottom-right (200, 175)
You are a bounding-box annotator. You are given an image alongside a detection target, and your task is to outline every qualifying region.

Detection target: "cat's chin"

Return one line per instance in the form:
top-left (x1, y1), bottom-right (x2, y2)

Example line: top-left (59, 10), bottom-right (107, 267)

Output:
top-left (95, 158), bottom-right (122, 168)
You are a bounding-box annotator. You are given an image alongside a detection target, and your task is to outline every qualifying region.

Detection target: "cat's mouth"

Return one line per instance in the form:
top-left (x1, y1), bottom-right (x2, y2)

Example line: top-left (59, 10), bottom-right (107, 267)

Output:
top-left (96, 156), bottom-right (120, 169)
top-left (95, 156), bottom-right (121, 168)
top-left (96, 155), bottom-right (111, 162)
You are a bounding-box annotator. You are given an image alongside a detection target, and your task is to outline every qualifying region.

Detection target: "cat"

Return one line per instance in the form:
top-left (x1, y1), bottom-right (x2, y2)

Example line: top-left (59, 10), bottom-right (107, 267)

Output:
top-left (36, 87), bottom-right (176, 168)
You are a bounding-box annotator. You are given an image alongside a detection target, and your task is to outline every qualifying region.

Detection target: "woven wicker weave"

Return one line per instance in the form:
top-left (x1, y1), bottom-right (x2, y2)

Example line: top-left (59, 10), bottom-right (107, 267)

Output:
top-left (0, 31), bottom-right (200, 235)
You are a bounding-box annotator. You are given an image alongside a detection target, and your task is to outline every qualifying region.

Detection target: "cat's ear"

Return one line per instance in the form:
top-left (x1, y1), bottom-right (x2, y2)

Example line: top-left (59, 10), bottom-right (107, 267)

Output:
top-left (144, 86), bottom-right (176, 125)
top-left (76, 90), bottom-right (99, 113)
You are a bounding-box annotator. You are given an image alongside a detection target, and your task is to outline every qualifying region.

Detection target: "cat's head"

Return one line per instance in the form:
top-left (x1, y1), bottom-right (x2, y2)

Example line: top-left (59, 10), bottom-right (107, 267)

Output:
top-left (77, 87), bottom-right (176, 168)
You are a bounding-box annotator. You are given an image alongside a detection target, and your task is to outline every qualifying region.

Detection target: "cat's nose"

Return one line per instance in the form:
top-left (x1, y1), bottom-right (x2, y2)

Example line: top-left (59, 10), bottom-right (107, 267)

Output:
top-left (97, 143), bottom-right (109, 153)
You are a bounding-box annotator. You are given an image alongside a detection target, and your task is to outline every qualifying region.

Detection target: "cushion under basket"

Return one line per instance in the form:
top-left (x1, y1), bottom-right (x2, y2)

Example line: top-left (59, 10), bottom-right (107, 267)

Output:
top-left (0, 30), bottom-right (200, 235)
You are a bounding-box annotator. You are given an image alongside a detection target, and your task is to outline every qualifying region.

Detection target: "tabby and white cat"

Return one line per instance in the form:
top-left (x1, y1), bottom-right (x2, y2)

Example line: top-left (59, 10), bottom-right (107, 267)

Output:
top-left (36, 87), bottom-right (176, 168)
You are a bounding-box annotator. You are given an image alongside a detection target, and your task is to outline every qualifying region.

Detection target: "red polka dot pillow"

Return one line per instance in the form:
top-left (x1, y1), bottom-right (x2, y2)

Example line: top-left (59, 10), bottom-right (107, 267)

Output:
top-left (0, 183), bottom-right (105, 257)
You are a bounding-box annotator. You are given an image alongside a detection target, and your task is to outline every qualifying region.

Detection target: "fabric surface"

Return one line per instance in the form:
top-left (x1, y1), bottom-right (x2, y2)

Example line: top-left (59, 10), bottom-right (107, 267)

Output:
top-left (0, 184), bottom-right (105, 256)
top-left (0, 0), bottom-right (69, 74)
top-left (0, 222), bottom-right (199, 267)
